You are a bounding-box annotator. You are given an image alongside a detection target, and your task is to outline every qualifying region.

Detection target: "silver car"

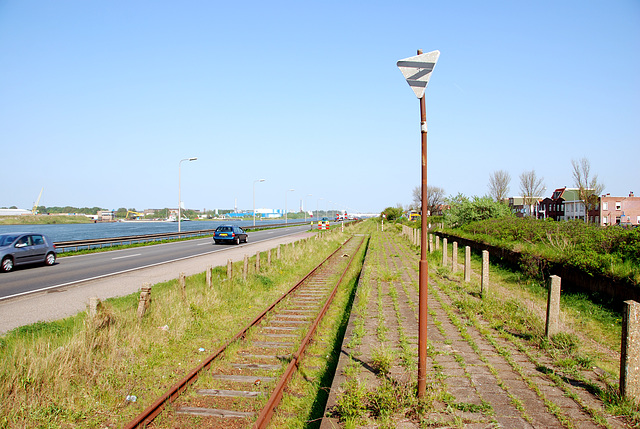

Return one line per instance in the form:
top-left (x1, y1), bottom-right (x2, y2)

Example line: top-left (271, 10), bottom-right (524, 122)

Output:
top-left (0, 233), bottom-right (57, 272)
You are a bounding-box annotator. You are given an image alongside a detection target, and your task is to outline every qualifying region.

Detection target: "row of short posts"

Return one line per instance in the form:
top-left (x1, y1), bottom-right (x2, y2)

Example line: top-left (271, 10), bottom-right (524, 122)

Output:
top-left (435, 234), bottom-right (640, 402)
top-left (435, 235), bottom-right (488, 295)
top-left (129, 239), bottom-right (300, 319)
top-left (86, 237), bottom-right (317, 337)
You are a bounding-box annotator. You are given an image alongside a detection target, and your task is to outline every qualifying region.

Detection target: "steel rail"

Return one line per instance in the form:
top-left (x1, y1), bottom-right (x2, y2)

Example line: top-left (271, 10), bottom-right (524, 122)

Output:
top-left (123, 236), bottom-right (354, 429)
top-left (253, 234), bottom-right (366, 429)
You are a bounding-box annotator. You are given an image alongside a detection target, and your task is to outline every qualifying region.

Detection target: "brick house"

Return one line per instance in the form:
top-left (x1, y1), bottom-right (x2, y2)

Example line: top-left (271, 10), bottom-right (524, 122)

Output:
top-left (537, 187), bottom-right (601, 222)
top-left (600, 192), bottom-right (640, 226)
top-left (537, 187), bottom-right (566, 221)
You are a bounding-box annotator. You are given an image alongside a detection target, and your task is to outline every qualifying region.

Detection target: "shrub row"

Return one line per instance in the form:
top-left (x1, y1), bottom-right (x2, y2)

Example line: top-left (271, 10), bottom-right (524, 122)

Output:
top-left (446, 218), bottom-right (640, 285)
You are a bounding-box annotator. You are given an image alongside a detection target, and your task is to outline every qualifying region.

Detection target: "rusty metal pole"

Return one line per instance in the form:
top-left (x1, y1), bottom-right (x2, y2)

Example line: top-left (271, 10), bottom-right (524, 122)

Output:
top-left (417, 49), bottom-right (429, 399)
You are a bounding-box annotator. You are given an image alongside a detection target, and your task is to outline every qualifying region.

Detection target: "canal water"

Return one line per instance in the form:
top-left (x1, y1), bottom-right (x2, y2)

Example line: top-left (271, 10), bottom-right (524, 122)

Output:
top-left (0, 219), bottom-right (317, 243)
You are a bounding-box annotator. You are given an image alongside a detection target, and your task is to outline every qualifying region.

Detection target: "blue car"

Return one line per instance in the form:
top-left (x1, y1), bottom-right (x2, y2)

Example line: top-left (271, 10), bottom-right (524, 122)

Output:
top-left (213, 225), bottom-right (248, 245)
top-left (0, 232), bottom-right (57, 272)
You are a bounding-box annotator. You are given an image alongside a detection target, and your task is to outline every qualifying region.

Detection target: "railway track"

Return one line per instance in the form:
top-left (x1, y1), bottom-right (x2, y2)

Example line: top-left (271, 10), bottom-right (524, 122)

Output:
top-left (124, 234), bottom-right (366, 428)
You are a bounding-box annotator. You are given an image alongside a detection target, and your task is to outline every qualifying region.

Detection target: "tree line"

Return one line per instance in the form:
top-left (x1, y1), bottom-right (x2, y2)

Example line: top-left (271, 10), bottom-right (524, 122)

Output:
top-left (400, 157), bottom-right (604, 225)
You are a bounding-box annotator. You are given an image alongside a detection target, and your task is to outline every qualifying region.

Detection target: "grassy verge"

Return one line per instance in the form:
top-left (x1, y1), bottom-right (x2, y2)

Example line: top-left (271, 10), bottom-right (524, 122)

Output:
top-left (0, 215), bottom-right (95, 225)
top-left (0, 225), bottom-right (359, 428)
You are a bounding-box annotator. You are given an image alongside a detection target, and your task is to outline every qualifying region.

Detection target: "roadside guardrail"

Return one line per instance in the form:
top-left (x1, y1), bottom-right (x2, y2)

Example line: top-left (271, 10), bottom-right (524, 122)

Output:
top-left (53, 221), bottom-right (317, 252)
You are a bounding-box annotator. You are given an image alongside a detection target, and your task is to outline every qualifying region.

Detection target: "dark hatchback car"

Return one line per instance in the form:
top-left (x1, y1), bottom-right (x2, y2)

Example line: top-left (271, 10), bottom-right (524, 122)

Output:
top-left (213, 225), bottom-right (248, 245)
top-left (0, 232), bottom-right (57, 272)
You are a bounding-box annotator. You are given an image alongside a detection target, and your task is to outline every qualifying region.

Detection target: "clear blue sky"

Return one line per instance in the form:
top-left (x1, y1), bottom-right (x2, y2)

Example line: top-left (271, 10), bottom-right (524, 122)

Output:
top-left (1, 1), bottom-right (638, 214)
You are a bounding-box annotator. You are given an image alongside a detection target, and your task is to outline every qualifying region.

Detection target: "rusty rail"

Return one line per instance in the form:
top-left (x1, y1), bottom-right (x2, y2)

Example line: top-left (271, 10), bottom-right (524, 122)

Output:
top-left (253, 235), bottom-right (365, 428)
top-left (124, 235), bottom-right (360, 429)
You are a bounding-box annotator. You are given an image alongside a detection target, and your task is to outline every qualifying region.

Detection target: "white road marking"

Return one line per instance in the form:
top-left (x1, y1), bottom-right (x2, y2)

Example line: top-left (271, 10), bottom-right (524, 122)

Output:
top-left (0, 226), bottom-right (310, 302)
top-left (112, 254), bottom-right (141, 260)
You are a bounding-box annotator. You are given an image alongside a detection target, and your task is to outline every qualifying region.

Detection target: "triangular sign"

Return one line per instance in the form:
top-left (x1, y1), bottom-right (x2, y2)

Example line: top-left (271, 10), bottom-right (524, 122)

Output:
top-left (397, 50), bottom-right (440, 98)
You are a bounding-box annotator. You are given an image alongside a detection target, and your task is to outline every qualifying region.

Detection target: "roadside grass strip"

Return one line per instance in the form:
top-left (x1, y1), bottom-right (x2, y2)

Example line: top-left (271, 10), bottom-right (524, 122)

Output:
top-left (0, 229), bottom-right (351, 428)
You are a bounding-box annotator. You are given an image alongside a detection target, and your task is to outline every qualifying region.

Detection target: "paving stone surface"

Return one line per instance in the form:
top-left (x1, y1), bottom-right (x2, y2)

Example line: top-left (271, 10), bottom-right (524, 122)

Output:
top-left (321, 230), bottom-right (631, 428)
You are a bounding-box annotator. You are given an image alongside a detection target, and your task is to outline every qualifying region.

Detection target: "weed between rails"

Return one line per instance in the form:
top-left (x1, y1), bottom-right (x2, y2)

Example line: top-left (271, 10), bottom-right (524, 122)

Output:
top-left (0, 229), bottom-right (353, 428)
top-left (270, 233), bottom-right (369, 428)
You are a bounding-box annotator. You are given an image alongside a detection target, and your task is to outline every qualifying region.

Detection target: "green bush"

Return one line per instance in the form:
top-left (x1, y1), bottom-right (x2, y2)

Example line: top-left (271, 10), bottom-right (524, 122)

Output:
top-left (444, 194), bottom-right (514, 228)
top-left (449, 218), bottom-right (640, 284)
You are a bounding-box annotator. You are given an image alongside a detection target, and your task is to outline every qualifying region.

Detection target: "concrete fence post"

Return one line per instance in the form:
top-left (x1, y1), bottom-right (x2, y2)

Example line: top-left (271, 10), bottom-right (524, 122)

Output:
top-left (227, 259), bottom-right (233, 280)
top-left (435, 235), bottom-right (440, 251)
top-left (267, 249), bottom-right (271, 266)
top-left (442, 238), bottom-right (448, 267)
top-left (179, 272), bottom-right (186, 300)
top-left (481, 250), bottom-right (489, 297)
top-left (621, 300), bottom-right (640, 401)
top-left (277, 245), bottom-right (281, 260)
top-left (206, 265), bottom-right (212, 288)
top-left (545, 275), bottom-right (562, 338)
top-left (137, 284), bottom-right (152, 320)
top-left (256, 251), bottom-right (261, 272)
top-left (464, 246), bottom-right (471, 282)
top-left (429, 234), bottom-right (434, 253)
top-left (243, 255), bottom-right (248, 281)
top-left (89, 297), bottom-right (100, 318)
top-left (452, 242), bottom-right (458, 273)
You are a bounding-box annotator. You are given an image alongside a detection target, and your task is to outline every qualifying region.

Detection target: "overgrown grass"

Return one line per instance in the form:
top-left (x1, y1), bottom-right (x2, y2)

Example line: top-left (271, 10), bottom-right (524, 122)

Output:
top-left (269, 232), bottom-right (369, 428)
top-left (0, 229), bottom-right (354, 428)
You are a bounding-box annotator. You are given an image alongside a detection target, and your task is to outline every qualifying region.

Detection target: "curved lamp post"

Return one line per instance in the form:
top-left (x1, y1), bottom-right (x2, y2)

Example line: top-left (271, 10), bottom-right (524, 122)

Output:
top-left (253, 179), bottom-right (265, 226)
top-left (285, 188), bottom-right (295, 224)
top-left (178, 157), bottom-right (197, 232)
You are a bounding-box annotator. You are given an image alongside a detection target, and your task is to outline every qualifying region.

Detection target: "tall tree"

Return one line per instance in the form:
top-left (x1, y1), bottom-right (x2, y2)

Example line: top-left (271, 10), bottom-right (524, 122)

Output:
top-left (519, 170), bottom-right (545, 217)
top-left (412, 185), bottom-right (445, 215)
top-left (571, 158), bottom-right (605, 223)
top-left (488, 170), bottom-right (511, 202)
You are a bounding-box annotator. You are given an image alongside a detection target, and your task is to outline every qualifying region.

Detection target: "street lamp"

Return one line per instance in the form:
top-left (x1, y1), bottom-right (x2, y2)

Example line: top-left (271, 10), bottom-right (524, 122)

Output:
top-left (285, 188), bottom-right (295, 224)
top-left (304, 194), bottom-right (312, 222)
top-left (253, 179), bottom-right (265, 226)
top-left (178, 157), bottom-right (198, 232)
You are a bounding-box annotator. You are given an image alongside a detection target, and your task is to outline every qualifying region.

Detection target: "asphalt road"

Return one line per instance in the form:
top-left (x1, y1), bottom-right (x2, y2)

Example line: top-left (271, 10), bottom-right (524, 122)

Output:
top-left (0, 224), bottom-right (312, 301)
top-left (0, 226), bottom-right (318, 334)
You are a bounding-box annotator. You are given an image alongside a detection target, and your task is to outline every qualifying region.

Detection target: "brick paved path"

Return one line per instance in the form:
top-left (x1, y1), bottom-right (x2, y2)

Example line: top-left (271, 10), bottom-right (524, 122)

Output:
top-left (322, 230), bottom-right (629, 428)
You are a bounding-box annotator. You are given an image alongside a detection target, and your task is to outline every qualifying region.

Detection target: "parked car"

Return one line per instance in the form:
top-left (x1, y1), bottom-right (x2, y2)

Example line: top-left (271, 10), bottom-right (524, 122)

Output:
top-left (0, 232), bottom-right (57, 272)
top-left (213, 225), bottom-right (248, 245)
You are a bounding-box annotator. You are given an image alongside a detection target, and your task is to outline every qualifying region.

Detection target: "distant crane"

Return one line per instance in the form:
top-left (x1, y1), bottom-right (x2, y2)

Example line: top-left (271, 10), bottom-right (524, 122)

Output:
top-left (32, 188), bottom-right (44, 214)
top-left (126, 210), bottom-right (144, 220)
